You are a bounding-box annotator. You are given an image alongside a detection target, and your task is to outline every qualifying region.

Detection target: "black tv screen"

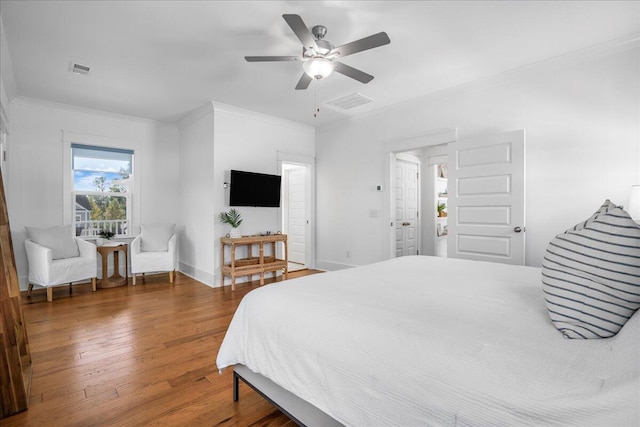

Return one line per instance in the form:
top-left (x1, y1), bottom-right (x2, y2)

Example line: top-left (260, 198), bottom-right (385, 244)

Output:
top-left (229, 170), bottom-right (282, 207)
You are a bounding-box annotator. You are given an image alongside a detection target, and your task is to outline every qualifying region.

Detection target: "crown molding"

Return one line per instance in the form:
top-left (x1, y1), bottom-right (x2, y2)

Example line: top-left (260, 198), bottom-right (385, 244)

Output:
top-left (212, 101), bottom-right (315, 134)
top-left (10, 96), bottom-right (176, 129)
top-left (177, 101), bottom-right (214, 130)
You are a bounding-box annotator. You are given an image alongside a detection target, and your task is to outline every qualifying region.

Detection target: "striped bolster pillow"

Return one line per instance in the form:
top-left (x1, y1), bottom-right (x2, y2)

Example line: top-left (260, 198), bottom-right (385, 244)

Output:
top-left (542, 202), bottom-right (640, 339)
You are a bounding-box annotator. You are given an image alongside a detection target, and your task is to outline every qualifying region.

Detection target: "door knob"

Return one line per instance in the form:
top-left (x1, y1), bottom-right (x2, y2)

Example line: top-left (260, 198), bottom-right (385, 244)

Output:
top-left (513, 226), bottom-right (522, 233)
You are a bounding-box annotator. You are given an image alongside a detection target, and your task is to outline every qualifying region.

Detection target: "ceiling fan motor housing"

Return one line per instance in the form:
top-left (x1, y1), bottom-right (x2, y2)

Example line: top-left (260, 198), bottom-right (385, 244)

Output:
top-left (311, 25), bottom-right (327, 39)
top-left (303, 39), bottom-right (334, 58)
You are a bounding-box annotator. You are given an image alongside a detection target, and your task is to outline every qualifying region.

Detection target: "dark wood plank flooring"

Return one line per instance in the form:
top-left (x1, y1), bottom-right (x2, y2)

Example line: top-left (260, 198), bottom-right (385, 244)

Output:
top-left (3, 269), bottom-right (322, 426)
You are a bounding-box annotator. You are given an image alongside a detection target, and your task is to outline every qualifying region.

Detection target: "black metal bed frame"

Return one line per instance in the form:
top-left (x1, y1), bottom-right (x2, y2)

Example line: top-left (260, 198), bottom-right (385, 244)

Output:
top-left (233, 364), bottom-right (344, 427)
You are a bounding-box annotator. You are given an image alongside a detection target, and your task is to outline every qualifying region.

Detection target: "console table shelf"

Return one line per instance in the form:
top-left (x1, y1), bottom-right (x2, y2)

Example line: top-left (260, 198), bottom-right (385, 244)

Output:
top-left (220, 234), bottom-right (288, 290)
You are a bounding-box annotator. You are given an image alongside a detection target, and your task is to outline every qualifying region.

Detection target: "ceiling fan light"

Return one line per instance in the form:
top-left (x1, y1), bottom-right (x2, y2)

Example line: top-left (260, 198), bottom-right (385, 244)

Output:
top-left (303, 58), bottom-right (334, 80)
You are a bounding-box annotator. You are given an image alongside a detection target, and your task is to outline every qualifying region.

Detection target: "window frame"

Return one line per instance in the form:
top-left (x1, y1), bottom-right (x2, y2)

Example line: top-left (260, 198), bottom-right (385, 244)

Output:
top-left (62, 132), bottom-right (138, 240)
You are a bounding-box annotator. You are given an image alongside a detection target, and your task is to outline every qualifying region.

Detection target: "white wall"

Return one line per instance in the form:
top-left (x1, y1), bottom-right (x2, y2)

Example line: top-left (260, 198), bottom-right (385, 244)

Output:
top-left (7, 97), bottom-right (179, 289)
top-left (1, 14), bottom-right (16, 185)
top-left (178, 102), bottom-right (315, 287)
top-left (177, 102), bottom-right (215, 285)
top-left (316, 44), bottom-right (639, 269)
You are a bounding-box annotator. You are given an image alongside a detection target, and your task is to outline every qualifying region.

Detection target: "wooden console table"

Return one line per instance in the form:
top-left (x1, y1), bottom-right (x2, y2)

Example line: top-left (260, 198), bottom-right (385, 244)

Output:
top-left (220, 234), bottom-right (288, 290)
top-left (96, 243), bottom-right (128, 288)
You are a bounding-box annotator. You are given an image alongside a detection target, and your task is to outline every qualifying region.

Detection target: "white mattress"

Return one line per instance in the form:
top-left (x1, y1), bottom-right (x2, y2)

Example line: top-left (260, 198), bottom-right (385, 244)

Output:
top-left (217, 256), bottom-right (640, 426)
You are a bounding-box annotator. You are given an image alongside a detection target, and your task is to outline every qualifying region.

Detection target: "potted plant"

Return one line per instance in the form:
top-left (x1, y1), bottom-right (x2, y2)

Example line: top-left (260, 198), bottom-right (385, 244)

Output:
top-left (218, 208), bottom-right (243, 238)
top-left (99, 230), bottom-right (115, 240)
top-left (437, 202), bottom-right (447, 217)
top-left (96, 230), bottom-right (115, 246)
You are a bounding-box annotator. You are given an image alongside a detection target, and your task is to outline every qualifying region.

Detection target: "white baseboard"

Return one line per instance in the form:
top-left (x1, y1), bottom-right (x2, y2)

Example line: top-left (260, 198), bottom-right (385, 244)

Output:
top-left (314, 260), bottom-right (356, 271)
top-left (177, 261), bottom-right (215, 287)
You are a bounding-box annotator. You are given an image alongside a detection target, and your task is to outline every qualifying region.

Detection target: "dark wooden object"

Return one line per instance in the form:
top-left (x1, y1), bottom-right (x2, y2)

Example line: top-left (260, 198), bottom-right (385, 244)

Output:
top-left (0, 172), bottom-right (32, 418)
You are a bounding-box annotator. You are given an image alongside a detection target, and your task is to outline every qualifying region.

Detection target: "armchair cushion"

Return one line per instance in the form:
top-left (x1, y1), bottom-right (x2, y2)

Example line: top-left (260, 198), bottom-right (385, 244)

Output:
top-left (26, 225), bottom-right (79, 260)
top-left (140, 224), bottom-right (175, 252)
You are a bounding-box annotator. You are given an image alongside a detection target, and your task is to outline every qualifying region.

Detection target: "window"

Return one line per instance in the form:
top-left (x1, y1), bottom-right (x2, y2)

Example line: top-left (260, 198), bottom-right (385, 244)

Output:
top-left (72, 144), bottom-right (134, 238)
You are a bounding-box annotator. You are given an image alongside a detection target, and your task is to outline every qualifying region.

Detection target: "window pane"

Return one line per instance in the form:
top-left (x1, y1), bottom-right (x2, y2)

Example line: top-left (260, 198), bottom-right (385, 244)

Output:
top-left (72, 145), bottom-right (133, 192)
top-left (74, 170), bottom-right (130, 192)
top-left (75, 194), bottom-right (129, 237)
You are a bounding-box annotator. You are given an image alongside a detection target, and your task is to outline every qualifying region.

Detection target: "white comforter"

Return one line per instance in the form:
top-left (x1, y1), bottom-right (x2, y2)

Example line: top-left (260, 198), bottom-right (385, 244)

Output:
top-left (217, 256), bottom-right (640, 426)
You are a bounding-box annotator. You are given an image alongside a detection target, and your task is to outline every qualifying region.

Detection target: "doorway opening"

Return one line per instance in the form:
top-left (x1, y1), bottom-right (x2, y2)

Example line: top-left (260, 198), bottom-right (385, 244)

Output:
top-left (384, 128), bottom-right (457, 260)
top-left (280, 158), bottom-right (315, 272)
top-left (391, 148), bottom-right (449, 258)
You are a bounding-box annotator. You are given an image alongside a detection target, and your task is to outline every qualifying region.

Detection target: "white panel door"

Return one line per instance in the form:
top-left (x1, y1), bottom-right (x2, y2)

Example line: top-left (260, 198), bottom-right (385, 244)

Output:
top-left (447, 130), bottom-right (525, 265)
top-left (286, 168), bottom-right (307, 265)
top-left (395, 159), bottom-right (419, 257)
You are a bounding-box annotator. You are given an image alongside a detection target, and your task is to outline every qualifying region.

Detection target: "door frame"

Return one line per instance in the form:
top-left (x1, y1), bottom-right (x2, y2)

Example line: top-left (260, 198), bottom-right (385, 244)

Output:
top-left (278, 152), bottom-right (316, 269)
top-left (384, 129), bottom-right (457, 259)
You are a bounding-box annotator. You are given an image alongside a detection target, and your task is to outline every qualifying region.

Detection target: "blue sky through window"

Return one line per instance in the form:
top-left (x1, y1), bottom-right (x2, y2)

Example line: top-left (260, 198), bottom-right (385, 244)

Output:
top-left (74, 170), bottom-right (127, 192)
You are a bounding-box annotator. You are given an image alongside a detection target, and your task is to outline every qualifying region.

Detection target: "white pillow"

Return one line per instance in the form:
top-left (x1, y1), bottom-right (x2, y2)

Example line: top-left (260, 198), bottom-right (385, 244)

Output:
top-left (26, 225), bottom-right (80, 260)
top-left (140, 224), bottom-right (175, 252)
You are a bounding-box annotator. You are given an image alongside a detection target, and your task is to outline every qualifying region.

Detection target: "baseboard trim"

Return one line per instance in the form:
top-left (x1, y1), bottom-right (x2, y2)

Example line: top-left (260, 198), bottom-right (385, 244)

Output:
top-left (314, 260), bottom-right (355, 272)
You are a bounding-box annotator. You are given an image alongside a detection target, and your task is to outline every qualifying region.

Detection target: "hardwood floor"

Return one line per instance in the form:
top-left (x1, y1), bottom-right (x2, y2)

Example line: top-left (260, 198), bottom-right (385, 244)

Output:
top-left (3, 269), bottom-right (323, 426)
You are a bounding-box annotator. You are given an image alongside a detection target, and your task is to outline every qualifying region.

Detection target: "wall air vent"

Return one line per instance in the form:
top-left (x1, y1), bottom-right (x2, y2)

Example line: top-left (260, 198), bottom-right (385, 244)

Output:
top-left (70, 63), bottom-right (91, 76)
top-left (326, 92), bottom-right (374, 111)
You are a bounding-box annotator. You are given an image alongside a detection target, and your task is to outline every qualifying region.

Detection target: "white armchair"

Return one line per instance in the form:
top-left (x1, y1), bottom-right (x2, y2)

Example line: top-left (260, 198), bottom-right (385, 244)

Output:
top-left (25, 237), bottom-right (97, 302)
top-left (130, 224), bottom-right (177, 285)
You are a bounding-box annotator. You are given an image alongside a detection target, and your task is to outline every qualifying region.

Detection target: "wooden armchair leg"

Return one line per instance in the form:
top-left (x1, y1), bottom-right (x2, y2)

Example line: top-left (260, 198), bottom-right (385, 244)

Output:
top-left (91, 277), bottom-right (97, 292)
top-left (46, 287), bottom-right (53, 302)
top-left (27, 283), bottom-right (33, 297)
top-left (69, 283), bottom-right (73, 294)
top-left (132, 274), bottom-right (136, 285)
top-left (169, 271), bottom-right (175, 284)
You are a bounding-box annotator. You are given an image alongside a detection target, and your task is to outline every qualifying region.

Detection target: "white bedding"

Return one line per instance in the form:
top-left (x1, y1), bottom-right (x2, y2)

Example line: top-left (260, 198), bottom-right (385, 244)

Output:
top-left (216, 256), bottom-right (640, 426)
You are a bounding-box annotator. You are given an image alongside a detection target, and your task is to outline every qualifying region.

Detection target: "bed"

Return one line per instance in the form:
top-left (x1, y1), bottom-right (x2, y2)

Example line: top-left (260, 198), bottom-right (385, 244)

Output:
top-left (216, 255), bottom-right (640, 426)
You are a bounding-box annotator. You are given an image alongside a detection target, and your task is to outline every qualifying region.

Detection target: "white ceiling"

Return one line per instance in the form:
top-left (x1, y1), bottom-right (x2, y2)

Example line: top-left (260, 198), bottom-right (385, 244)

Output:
top-left (1, 1), bottom-right (638, 127)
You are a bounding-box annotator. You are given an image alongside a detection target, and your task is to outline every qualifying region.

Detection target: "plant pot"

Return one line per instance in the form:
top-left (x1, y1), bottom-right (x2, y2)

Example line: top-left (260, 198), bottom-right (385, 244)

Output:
top-left (96, 237), bottom-right (105, 246)
top-left (229, 228), bottom-right (241, 238)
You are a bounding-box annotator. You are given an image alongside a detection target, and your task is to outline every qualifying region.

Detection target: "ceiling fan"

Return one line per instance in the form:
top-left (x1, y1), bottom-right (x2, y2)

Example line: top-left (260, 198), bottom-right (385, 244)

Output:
top-left (245, 14), bottom-right (391, 90)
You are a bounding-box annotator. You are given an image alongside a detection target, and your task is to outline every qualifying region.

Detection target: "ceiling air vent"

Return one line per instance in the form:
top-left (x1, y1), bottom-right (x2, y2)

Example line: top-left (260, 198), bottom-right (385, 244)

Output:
top-left (70, 63), bottom-right (91, 76)
top-left (326, 92), bottom-right (374, 111)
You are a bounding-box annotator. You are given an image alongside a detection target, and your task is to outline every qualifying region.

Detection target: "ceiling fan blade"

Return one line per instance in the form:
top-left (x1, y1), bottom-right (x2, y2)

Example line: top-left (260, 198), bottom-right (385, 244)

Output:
top-left (245, 56), bottom-right (299, 62)
top-left (334, 62), bottom-right (374, 84)
top-left (330, 32), bottom-right (390, 58)
top-left (283, 14), bottom-right (318, 51)
top-left (295, 73), bottom-right (313, 90)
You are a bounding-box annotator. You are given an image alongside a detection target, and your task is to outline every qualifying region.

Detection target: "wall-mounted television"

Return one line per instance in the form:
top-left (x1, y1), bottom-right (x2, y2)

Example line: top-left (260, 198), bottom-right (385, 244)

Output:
top-left (229, 170), bottom-right (282, 207)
